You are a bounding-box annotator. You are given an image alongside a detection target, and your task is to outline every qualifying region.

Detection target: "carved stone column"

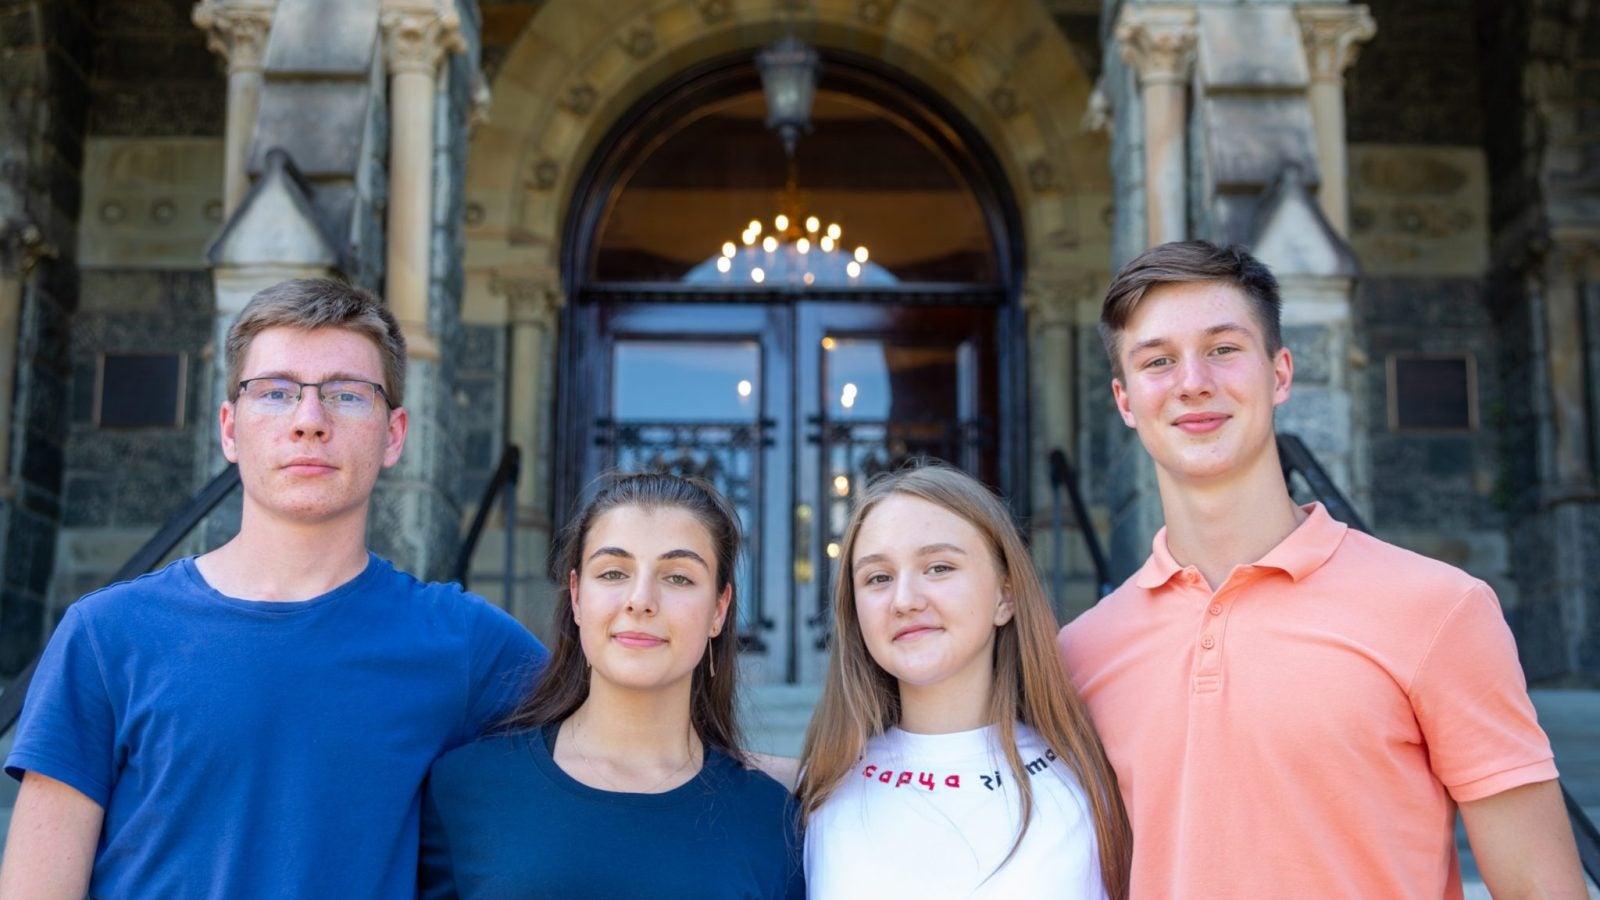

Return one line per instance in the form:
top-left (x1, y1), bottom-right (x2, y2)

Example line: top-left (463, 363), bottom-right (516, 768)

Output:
top-left (1297, 5), bottom-right (1376, 237)
top-left (380, 1), bottom-right (465, 362)
top-left (1116, 5), bottom-right (1197, 247)
top-left (0, 222), bottom-right (50, 494)
top-left (501, 277), bottom-right (561, 512)
top-left (193, 1), bottom-right (275, 217)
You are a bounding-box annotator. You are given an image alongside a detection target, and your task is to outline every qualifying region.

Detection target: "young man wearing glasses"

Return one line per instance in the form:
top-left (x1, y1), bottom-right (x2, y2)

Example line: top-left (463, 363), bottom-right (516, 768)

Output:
top-left (0, 280), bottom-right (546, 898)
top-left (1059, 241), bottom-right (1584, 898)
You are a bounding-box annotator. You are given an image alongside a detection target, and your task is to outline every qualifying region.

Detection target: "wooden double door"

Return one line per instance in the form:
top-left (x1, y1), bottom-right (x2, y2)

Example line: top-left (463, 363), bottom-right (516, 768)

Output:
top-left (563, 297), bottom-right (1002, 683)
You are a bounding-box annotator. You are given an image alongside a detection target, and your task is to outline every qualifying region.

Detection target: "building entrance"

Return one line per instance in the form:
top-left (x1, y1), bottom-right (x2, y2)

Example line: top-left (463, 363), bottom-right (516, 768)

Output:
top-left (566, 298), bottom-right (998, 682)
top-left (555, 51), bottom-right (1021, 683)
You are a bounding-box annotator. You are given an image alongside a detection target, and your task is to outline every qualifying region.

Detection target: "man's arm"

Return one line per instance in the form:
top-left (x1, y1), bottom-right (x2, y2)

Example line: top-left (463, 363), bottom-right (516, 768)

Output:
top-left (1460, 779), bottom-right (1588, 899)
top-left (0, 771), bottom-right (103, 899)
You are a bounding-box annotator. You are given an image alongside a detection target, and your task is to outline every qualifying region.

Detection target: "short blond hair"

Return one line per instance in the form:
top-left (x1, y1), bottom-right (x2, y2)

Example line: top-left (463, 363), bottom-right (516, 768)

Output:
top-left (224, 279), bottom-right (407, 406)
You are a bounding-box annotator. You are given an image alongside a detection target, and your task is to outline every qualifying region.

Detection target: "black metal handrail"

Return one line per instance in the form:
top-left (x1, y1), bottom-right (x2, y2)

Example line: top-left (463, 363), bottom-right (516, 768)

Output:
top-left (1277, 433), bottom-right (1370, 533)
top-left (451, 445), bottom-right (520, 604)
top-left (1048, 448), bottom-right (1113, 603)
top-left (0, 464), bottom-right (242, 735)
top-left (1277, 432), bottom-right (1600, 886)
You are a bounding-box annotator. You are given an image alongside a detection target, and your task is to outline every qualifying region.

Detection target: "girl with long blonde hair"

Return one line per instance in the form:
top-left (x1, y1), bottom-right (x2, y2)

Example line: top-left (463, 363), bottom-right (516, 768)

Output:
top-left (799, 463), bottom-right (1131, 898)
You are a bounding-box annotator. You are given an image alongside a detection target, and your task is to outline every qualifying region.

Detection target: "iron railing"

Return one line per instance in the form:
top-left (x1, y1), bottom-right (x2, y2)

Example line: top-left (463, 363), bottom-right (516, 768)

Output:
top-left (0, 464), bottom-right (242, 735)
top-left (1047, 448), bottom-right (1112, 604)
top-left (451, 445), bottom-right (521, 606)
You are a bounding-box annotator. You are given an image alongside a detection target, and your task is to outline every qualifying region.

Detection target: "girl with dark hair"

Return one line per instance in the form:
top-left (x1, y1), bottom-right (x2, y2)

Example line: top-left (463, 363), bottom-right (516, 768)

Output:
top-left (419, 472), bottom-right (803, 899)
top-left (798, 463), bottom-right (1131, 898)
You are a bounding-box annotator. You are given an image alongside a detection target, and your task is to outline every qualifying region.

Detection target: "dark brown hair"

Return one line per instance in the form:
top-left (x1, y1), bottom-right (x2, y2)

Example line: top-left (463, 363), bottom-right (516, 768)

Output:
top-left (225, 278), bottom-right (407, 406)
top-left (797, 462), bottom-right (1132, 898)
top-left (1099, 240), bottom-right (1283, 379)
top-left (500, 471), bottom-right (746, 761)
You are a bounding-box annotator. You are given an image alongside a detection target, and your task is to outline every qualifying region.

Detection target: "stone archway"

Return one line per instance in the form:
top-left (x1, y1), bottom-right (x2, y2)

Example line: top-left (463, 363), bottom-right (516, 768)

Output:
top-left (465, 0), bottom-right (1108, 300)
top-left (464, 0), bottom-right (1111, 629)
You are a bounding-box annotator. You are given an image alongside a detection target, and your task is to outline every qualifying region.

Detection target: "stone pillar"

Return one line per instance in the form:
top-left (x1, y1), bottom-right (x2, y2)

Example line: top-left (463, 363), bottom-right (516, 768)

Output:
top-left (1538, 239), bottom-right (1598, 498)
top-left (1116, 5), bottom-right (1197, 247)
top-left (379, 1), bottom-right (465, 363)
top-left (192, 0), bottom-right (275, 217)
top-left (0, 223), bottom-right (50, 495)
top-left (1297, 5), bottom-right (1376, 238)
top-left (503, 278), bottom-right (560, 513)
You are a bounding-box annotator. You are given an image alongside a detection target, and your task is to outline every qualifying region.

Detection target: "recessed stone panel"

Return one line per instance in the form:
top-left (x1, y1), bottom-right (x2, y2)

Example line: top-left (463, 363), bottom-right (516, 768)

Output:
top-left (1348, 144), bottom-right (1488, 276)
top-left (78, 137), bottom-right (223, 269)
top-left (1202, 96), bottom-right (1318, 189)
top-left (264, 0), bottom-right (379, 74)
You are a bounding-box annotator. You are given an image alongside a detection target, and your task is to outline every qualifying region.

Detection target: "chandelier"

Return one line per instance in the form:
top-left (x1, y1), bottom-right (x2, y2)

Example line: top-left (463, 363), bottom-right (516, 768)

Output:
top-left (686, 35), bottom-right (891, 288)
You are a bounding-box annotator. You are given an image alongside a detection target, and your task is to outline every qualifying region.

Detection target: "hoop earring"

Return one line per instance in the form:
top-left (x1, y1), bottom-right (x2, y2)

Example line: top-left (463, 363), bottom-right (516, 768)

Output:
top-left (707, 637), bottom-right (716, 679)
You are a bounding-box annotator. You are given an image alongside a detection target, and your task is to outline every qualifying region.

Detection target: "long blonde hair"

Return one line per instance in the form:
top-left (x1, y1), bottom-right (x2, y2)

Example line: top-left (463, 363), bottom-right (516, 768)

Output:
top-left (797, 463), bottom-right (1131, 899)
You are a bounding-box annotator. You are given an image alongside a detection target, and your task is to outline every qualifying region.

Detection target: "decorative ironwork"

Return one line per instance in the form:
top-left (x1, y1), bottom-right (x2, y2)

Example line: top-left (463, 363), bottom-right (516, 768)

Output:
top-left (806, 416), bottom-right (987, 648)
top-left (595, 418), bottom-right (776, 651)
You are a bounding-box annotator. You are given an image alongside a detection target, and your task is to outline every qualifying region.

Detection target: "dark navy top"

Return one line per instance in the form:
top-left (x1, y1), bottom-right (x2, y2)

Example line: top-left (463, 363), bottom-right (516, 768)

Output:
top-left (420, 725), bottom-right (805, 899)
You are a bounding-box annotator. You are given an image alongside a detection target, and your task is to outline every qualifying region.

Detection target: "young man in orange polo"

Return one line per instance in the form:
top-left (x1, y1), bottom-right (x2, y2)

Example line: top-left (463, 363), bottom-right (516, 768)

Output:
top-left (1059, 241), bottom-right (1585, 897)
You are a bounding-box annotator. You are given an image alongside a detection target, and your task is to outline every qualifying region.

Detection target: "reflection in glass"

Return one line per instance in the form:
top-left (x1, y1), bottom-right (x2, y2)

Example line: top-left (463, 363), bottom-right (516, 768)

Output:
top-left (613, 341), bottom-right (760, 422)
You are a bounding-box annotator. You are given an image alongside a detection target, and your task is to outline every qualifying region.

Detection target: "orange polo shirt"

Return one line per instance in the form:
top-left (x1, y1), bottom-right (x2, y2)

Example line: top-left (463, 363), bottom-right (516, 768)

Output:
top-left (1059, 503), bottom-right (1556, 899)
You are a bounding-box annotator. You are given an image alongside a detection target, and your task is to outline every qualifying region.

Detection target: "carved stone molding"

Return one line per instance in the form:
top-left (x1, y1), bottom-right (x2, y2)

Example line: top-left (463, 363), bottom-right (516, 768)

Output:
top-left (695, 0), bottom-right (731, 24)
top-left (933, 31), bottom-right (966, 63)
top-left (559, 83), bottom-right (598, 117)
top-left (380, 3), bottom-right (467, 75)
top-left (192, 1), bottom-right (276, 74)
top-left (619, 26), bottom-right (656, 61)
top-left (495, 276), bottom-right (563, 324)
top-left (1296, 5), bottom-right (1377, 85)
top-left (1115, 5), bottom-right (1198, 87)
top-left (989, 86), bottom-right (1019, 120)
top-left (0, 221), bottom-right (54, 278)
top-left (857, 0), bottom-right (892, 26)
top-left (1023, 275), bottom-right (1102, 326)
top-left (526, 157), bottom-right (559, 191)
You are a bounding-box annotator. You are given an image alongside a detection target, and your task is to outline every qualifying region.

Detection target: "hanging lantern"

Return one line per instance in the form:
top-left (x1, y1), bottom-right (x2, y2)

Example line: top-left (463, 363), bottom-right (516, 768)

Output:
top-left (757, 35), bottom-right (821, 157)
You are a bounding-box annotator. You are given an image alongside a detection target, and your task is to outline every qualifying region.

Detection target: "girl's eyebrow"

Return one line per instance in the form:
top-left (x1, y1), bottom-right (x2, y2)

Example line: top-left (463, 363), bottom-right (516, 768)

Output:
top-left (854, 543), bottom-right (967, 568)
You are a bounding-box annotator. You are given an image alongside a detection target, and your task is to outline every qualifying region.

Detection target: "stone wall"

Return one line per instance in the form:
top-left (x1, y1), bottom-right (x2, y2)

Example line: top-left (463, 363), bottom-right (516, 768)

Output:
top-left (1478, 0), bottom-right (1600, 682)
top-left (0, 0), bottom-right (93, 675)
top-left (39, 0), bottom-right (226, 630)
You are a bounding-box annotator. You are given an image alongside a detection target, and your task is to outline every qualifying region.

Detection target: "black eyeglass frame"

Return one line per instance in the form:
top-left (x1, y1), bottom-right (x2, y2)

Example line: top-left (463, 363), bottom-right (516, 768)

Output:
top-left (236, 377), bottom-right (394, 410)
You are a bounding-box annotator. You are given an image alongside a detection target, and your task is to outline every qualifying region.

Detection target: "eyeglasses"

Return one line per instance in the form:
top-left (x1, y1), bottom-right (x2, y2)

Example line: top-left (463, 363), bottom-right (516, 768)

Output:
top-left (237, 378), bottom-right (391, 418)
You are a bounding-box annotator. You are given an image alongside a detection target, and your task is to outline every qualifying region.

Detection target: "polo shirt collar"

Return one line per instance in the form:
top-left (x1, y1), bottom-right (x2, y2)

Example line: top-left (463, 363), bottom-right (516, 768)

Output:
top-left (1135, 502), bottom-right (1349, 590)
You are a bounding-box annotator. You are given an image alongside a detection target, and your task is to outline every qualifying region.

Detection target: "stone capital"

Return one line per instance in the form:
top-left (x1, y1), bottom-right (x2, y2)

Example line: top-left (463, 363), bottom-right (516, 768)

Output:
top-left (192, 1), bottom-right (276, 74)
top-left (494, 276), bottom-right (563, 325)
top-left (1115, 5), bottom-right (1198, 87)
top-left (1296, 5), bottom-right (1377, 85)
top-left (1023, 275), bottom-right (1101, 327)
top-left (380, 1), bottom-right (467, 76)
top-left (0, 221), bottom-right (54, 279)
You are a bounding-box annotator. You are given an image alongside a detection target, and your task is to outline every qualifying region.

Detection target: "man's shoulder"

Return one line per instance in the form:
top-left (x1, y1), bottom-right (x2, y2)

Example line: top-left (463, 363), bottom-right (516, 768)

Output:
top-left (64, 558), bottom-right (202, 627)
top-left (361, 558), bottom-right (527, 632)
top-left (1322, 528), bottom-right (1486, 600)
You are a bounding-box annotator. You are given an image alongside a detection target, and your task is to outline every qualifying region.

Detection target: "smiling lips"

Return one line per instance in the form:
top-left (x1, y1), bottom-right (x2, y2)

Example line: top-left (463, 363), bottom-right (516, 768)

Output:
top-left (1172, 412), bottom-right (1229, 434)
top-left (612, 631), bottom-right (667, 649)
top-left (893, 624), bottom-right (941, 642)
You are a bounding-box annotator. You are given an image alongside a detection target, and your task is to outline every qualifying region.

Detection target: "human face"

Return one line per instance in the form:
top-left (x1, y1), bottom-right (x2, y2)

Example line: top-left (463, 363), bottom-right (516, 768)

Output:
top-left (851, 494), bottom-right (1014, 701)
top-left (1111, 281), bottom-right (1292, 486)
top-left (570, 505), bottom-right (732, 696)
top-left (220, 326), bottom-right (407, 527)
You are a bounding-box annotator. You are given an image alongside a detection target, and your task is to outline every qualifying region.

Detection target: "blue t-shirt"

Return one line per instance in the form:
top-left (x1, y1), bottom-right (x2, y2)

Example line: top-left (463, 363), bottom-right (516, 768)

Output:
top-left (421, 725), bottom-right (805, 899)
top-left (5, 554), bottom-right (546, 899)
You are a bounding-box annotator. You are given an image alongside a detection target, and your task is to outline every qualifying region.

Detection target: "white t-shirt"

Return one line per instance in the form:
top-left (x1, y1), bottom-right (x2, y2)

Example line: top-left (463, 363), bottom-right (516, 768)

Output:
top-left (805, 722), bottom-right (1106, 899)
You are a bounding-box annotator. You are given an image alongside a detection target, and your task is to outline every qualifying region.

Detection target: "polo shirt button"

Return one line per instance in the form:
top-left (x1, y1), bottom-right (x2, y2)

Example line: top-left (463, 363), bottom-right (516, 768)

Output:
top-left (1201, 635), bottom-right (1215, 649)
top-left (1209, 604), bottom-right (1223, 616)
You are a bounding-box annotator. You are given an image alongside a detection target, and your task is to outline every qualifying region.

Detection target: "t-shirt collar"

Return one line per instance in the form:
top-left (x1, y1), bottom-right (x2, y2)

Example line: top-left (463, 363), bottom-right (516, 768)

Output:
top-left (1135, 502), bottom-right (1349, 590)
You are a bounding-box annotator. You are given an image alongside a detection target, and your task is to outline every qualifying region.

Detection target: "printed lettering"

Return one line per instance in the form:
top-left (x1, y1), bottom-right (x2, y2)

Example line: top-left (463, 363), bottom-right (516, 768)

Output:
top-left (879, 769), bottom-right (893, 783)
top-left (980, 771), bottom-right (1003, 791)
top-left (895, 771), bottom-right (913, 787)
top-left (945, 775), bottom-right (960, 788)
top-left (918, 772), bottom-right (935, 791)
top-left (1026, 756), bottom-right (1048, 775)
top-left (863, 765), bottom-right (877, 779)
top-left (1045, 748), bottom-right (1057, 761)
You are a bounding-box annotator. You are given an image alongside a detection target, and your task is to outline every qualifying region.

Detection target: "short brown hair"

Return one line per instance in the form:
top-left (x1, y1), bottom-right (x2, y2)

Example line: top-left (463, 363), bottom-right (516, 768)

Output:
top-left (225, 279), bottom-right (407, 406)
top-left (1098, 240), bottom-right (1283, 379)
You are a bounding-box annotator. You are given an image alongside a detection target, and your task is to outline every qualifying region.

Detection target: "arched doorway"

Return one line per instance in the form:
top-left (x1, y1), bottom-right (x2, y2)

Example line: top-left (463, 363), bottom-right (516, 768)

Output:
top-left (557, 51), bottom-right (1024, 684)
